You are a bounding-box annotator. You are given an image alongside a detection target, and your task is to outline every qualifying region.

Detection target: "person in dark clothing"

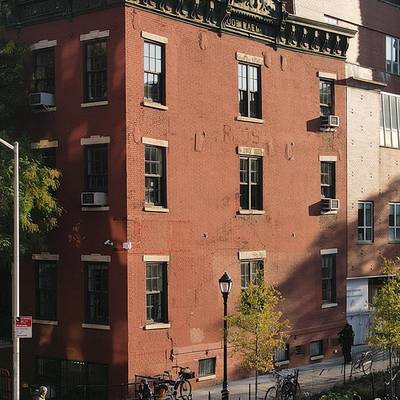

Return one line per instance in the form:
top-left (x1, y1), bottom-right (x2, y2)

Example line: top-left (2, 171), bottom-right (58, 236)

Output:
top-left (338, 323), bottom-right (355, 364)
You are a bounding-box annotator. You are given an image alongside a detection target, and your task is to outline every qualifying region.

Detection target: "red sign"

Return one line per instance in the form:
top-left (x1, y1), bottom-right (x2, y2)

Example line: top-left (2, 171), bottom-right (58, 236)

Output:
top-left (15, 316), bottom-right (32, 338)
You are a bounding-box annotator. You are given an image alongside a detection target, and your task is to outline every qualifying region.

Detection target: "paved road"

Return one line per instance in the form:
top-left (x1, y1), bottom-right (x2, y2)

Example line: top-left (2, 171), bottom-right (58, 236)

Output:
top-left (193, 346), bottom-right (389, 400)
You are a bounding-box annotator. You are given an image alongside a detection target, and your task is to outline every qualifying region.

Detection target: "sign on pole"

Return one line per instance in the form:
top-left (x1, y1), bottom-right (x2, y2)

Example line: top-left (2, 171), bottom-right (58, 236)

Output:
top-left (15, 316), bottom-right (32, 339)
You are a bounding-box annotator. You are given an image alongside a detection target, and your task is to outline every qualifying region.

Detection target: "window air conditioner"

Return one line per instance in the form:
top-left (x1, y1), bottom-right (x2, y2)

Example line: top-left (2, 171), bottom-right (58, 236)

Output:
top-left (320, 115), bottom-right (340, 129)
top-left (321, 198), bottom-right (340, 212)
top-left (81, 192), bottom-right (108, 206)
top-left (29, 92), bottom-right (55, 108)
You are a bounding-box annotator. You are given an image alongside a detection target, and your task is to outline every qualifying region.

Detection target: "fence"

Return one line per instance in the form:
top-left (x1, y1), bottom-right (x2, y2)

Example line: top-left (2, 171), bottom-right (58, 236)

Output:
top-left (0, 369), bottom-right (11, 400)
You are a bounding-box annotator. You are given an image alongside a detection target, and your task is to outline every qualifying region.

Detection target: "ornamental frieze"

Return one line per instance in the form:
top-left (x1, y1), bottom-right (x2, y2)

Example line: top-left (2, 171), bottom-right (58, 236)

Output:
top-left (1, 0), bottom-right (355, 59)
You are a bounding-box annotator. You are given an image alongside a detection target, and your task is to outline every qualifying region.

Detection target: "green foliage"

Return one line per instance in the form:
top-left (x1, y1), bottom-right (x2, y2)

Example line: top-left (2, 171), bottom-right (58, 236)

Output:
top-left (368, 258), bottom-right (400, 349)
top-left (227, 272), bottom-right (290, 372)
top-left (319, 392), bottom-right (355, 400)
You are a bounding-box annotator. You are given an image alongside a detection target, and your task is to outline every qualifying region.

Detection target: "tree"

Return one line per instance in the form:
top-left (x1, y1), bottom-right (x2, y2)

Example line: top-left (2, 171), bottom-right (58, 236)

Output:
top-left (227, 273), bottom-right (290, 398)
top-left (368, 257), bottom-right (400, 398)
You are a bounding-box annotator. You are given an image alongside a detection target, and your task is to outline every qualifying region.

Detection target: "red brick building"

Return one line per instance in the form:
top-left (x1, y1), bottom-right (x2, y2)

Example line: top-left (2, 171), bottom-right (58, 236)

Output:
top-left (0, 0), bottom-right (354, 397)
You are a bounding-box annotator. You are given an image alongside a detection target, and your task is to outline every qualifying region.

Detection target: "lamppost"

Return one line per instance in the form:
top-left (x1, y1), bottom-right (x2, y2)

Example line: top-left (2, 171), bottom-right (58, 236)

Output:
top-left (219, 272), bottom-right (232, 400)
top-left (0, 138), bottom-right (20, 400)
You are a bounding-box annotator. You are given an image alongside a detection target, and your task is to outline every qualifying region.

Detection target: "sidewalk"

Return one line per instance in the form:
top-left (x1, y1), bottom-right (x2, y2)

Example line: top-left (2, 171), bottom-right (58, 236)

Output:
top-left (193, 347), bottom-right (389, 400)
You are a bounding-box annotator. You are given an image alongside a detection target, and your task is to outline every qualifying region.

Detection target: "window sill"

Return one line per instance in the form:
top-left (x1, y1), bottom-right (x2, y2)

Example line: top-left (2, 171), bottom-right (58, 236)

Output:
top-left (144, 205), bottom-right (169, 213)
top-left (197, 375), bottom-right (216, 382)
top-left (81, 101), bottom-right (108, 108)
top-left (275, 360), bottom-right (290, 367)
top-left (357, 241), bottom-right (374, 245)
top-left (143, 100), bottom-right (168, 111)
top-left (82, 323), bottom-right (110, 330)
top-left (320, 210), bottom-right (338, 215)
top-left (238, 209), bottom-right (265, 215)
top-left (236, 115), bottom-right (264, 124)
top-left (388, 241), bottom-right (400, 244)
top-left (33, 319), bottom-right (58, 326)
top-left (82, 206), bottom-right (110, 211)
top-left (310, 355), bottom-right (324, 361)
top-left (143, 322), bottom-right (171, 330)
top-left (321, 303), bottom-right (338, 309)
top-left (32, 106), bottom-right (57, 113)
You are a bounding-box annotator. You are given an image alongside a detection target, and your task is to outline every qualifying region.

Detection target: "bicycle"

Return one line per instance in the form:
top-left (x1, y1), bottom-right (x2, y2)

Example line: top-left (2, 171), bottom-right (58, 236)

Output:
top-left (265, 369), bottom-right (301, 400)
top-left (351, 351), bottom-right (373, 377)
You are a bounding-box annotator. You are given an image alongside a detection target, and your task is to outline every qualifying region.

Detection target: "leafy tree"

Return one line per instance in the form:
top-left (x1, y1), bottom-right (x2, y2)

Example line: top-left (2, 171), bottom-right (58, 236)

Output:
top-left (368, 257), bottom-right (400, 397)
top-left (227, 273), bottom-right (290, 398)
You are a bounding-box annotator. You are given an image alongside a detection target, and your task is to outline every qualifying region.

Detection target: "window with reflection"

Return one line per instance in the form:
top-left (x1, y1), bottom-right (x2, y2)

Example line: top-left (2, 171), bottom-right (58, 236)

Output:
top-left (144, 41), bottom-right (165, 104)
top-left (238, 63), bottom-right (261, 118)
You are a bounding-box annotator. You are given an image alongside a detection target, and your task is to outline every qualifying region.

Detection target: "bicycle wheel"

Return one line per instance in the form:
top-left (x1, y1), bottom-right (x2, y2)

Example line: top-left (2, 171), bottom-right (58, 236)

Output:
top-left (282, 382), bottom-right (297, 400)
top-left (362, 352), bottom-right (373, 375)
top-left (179, 380), bottom-right (192, 397)
top-left (265, 386), bottom-right (277, 400)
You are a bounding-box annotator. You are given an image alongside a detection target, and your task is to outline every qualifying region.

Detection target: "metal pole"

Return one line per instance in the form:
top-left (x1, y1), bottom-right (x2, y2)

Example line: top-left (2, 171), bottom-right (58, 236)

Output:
top-left (221, 293), bottom-right (229, 400)
top-left (13, 142), bottom-right (20, 400)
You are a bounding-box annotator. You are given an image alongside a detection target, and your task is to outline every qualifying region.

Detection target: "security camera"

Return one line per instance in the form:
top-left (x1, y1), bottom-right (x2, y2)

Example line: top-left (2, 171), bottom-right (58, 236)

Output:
top-left (104, 239), bottom-right (114, 246)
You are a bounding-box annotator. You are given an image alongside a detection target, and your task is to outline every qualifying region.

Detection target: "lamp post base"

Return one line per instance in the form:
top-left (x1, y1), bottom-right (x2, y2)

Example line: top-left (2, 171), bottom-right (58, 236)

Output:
top-left (221, 388), bottom-right (229, 400)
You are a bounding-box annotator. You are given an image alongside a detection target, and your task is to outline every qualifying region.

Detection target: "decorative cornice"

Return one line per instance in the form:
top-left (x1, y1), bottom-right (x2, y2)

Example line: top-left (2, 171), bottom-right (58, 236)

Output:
top-left (1, 0), bottom-right (355, 58)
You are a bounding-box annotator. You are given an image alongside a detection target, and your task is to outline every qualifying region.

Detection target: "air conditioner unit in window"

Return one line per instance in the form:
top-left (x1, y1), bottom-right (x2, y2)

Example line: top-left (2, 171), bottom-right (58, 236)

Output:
top-left (320, 115), bottom-right (340, 129)
top-left (321, 198), bottom-right (340, 212)
top-left (81, 192), bottom-right (108, 207)
top-left (29, 92), bottom-right (55, 108)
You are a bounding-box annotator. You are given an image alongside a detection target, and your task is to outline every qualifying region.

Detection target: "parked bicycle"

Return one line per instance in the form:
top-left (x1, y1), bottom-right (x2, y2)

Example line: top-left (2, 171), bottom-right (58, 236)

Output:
top-left (351, 351), bottom-right (373, 376)
top-left (265, 369), bottom-right (301, 400)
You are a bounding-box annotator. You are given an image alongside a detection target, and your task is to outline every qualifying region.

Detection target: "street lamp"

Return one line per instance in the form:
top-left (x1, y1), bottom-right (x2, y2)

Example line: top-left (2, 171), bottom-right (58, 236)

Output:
top-left (0, 138), bottom-right (20, 400)
top-left (219, 272), bottom-right (232, 400)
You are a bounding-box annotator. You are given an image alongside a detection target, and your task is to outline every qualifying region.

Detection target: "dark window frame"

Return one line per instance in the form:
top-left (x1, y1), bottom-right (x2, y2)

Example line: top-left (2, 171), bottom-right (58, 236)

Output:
top-left (198, 358), bottom-right (216, 377)
top-left (321, 254), bottom-right (336, 304)
top-left (310, 340), bottom-right (323, 358)
top-left (32, 48), bottom-right (55, 94)
top-left (240, 156), bottom-right (263, 211)
top-left (240, 259), bottom-right (264, 289)
top-left (85, 262), bottom-right (109, 325)
top-left (144, 145), bottom-right (167, 207)
top-left (85, 144), bottom-right (108, 193)
top-left (84, 39), bottom-right (107, 102)
top-left (145, 262), bottom-right (168, 324)
top-left (358, 201), bottom-right (374, 242)
top-left (320, 161), bottom-right (336, 199)
top-left (275, 344), bottom-right (290, 363)
top-left (386, 35), bottom-right (400, 76)
top-left (238, 62), bottom-right (262, 119)
top-left (144, 40), bottom-right (165, 104)
top-left (36, 261), bottom-right (57, 321)
top-left (319, 79), bottom-right (334, 116)
top-left (389, 202), bottom-right (400, 242)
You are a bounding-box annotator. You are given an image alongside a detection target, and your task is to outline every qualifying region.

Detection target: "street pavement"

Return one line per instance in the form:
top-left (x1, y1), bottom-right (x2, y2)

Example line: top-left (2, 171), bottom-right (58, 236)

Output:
top-left (193, 346), bottom-right (389, 400)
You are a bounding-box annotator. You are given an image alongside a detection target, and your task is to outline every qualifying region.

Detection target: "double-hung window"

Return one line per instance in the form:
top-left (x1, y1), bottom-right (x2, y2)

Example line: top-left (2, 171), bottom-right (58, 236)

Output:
top-left (36, 261), bottom-right (57, 321)
top-left (358, 201), bottom-right (373, 242)
top-left (240, 156), bottom-right (262, 211)
top-left (240, 259), bottom-right (264, 289)
top-left (386, 36), bottom-right (400, 76)
top-left (320, 161), bottom-right (335, 199)
top-left (32, 48), bottom-right (55, 94)
top-left (321, 254), bottom-right (336, 304)
top-left (320, 79), bottom-right (334, 116)
top-left (145, 145), bottom-right (166, 207)
top-left (380, 93), bottom-right (400, 148)
top-left (144, 41), bottom-right (165, 104)
top-left (84, 40), bottom-right (107, 102)
top-left (238, 63), bottom-right (261, 119)
top-left (85, 145), bottom-right (108, 193)
top-left (389, 203), bottom-right (400, 242)
top-left (85, 263), bottom-right (109, 325)
top-left (146, 262), bottom-right (168, 323)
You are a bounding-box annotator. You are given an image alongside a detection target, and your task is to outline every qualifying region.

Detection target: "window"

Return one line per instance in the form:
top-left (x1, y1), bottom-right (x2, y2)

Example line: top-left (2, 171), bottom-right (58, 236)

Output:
top-left (295, 345), bottom-right (305, 356)
top-left (358, 201), bottom-right (373, 242)
top-left (240, 259), bottom-right (264, 289)
top-left (144, 41), bottom-right (165, 104)
top-left (275, 344), bottom-right (289, 363)
top-left (240, 156), bottom-right (262, 210)
top-left (32, 48), bottom-right (55, 94)
top-left (198, 358), bottom-right (216, 377)
top-left (145, 145), bottom-right (166, 207)
top-left (310, 340), bottom-right (323, 358)
top-left (320, 161), bottom-right (335, 199)
top-left (380, 93), bottom-right (400, 148)
top-left (85, 145), bottom-right (108, 192)
top-left (84, 40), bottom-right (107, 102)
top-left (36, 261), bottom-right (57, 321)
top-left (146, 262), bottom-right (168, 323)
top-left (321, 254), bottom-right (336, 304)
top-left (320, 79), bottom-right (334, 116)
top-left (389, 203), bottom-right (400, 242)
top-left (386, 36), bottom-right (400, 75)
top-left (85, 263), bottom-right (108, 325)
top-left (324, 15), bottom-right (338, 25)
top-left (238, 63), bottom-right (261, 118)
top-left (39, 147), bottom-right (56, 169)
